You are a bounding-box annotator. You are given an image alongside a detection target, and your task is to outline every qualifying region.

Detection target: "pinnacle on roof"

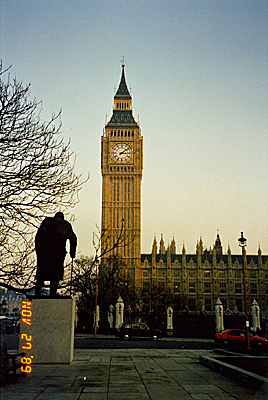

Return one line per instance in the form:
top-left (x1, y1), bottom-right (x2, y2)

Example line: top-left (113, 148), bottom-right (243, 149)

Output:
top-left (114, 56), bottom-right (131, 100)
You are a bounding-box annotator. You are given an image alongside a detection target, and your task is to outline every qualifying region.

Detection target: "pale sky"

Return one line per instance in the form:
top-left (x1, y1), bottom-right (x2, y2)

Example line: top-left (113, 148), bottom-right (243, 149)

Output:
top-left (1, 0), bottom-right (267, 256)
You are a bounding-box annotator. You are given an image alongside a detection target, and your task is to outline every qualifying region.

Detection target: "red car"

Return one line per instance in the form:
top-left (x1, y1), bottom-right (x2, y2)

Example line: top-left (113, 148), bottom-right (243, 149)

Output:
top-left (215, 329), bottom-right (267, 346)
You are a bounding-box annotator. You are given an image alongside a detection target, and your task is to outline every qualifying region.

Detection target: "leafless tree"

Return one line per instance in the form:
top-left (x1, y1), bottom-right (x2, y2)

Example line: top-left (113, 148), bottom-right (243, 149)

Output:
top-left (62, 222), bottom-right (135, 332)
top-left (0, 63), bottom-right (85, 291)
top-left (98, 255), bottom-right (133, 312)
top-left (69, 256), bottom-right (96, 309)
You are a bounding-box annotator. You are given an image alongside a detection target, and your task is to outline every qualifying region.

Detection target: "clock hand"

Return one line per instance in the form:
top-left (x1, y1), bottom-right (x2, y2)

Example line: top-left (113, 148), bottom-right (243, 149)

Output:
top-left (119, 149), bottom-right (128, 155)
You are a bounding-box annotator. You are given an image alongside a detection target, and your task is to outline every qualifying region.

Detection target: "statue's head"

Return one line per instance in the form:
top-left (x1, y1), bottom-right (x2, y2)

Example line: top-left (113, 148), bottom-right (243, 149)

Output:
top-left (54, 211), bottom-right (64, 220)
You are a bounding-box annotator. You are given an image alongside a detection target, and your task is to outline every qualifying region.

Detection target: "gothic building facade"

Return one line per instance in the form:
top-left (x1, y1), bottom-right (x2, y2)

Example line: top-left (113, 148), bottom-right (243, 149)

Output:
top-left (140, 234), bottom-right (268, 312)
top-left (101, 61), bottom-right (268, 312)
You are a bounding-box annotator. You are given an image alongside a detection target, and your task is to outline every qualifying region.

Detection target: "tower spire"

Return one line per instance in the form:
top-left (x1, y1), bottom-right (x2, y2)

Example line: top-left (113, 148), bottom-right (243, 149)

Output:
top-left (106, 59), bottom-right (138, 127)
top-left (115, 58), bottom-right (131, 99)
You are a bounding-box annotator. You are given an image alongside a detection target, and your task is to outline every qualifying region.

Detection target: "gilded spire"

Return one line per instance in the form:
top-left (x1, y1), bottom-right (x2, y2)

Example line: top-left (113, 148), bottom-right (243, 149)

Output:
top-left (159, 234), bottom-right (165, 254)
top-left (152, 236), bottom-right (157, 254)
top-left (214, 232), bottom-right (222, 256)
top-left (199, 236), bottom-right (203, 254)
top-left (171, 236), bottom-right (176, 254)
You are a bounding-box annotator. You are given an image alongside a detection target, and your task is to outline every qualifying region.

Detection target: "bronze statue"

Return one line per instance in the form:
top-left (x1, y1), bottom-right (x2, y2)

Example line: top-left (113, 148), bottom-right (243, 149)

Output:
top-left (35, 212), bottom-right (77, 297)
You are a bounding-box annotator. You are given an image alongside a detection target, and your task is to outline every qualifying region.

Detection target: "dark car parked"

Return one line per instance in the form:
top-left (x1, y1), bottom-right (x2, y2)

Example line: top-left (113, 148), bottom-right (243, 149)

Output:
top-left (115, 322), bottom-right (162, 341)
top-left (0, 316), bottom-right (16, 334)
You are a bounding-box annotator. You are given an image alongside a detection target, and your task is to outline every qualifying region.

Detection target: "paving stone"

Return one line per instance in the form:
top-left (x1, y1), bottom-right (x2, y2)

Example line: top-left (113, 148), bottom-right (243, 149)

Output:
top-left (181, 383), bottom-right (227, 394)
top-left (80, 395), bottom-right (108, 400)
top-left (145, 384), bottom-right (193, 400)
top-left (167, 369), bottom-right (202, 379)
top-left (39, 385), bottom-right (82, 393)
top-left (209, 395), bottom-right (238, 400)
top-left (108, 394), bottom-right (150, 400)
top-left (36, 393), bottom-right (81, 400)
top-left (1, 393), bottom-right (40, 400)
top-left (1, 347), bottom-right (267, 400)
top-left (190, 395), bottom-right (214, 400)
top-left (153, 358), bottom-right (184, 370)
top-left (109, 383), bottom-right (148, 393)
top-left (82, 385), bottom-right (108, 393)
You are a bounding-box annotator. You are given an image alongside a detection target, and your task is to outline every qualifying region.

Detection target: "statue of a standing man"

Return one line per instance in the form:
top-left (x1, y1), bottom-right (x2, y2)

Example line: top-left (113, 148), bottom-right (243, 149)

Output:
top-left (35, 212), bottom-right (77, 298)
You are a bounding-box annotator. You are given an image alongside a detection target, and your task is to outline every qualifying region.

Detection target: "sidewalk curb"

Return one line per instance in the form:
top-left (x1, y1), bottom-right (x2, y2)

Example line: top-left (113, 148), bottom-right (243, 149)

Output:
top-left (199, 354), bottom-right (268, 387)
top-left (75, 334), bottom-right (214, 342)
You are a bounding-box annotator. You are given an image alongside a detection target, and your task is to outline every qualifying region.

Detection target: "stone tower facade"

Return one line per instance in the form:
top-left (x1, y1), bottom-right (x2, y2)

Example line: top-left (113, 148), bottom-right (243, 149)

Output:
top-left (101, 59), bottom-right (143, 284)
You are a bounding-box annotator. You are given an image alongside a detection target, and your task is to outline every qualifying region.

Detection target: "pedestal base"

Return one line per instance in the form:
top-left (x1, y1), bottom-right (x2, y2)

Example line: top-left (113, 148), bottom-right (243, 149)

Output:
top-left (20, 298), bottom-right (75, 364)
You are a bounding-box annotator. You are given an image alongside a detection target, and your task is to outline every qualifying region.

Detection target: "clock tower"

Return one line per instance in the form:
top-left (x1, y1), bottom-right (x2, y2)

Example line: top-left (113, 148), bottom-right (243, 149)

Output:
top-left (101, 59), bottom-right (143, 284)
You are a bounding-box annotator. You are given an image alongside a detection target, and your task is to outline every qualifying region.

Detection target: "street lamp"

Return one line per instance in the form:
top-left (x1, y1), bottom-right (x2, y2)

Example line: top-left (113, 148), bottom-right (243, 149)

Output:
top-left (94, 259), bottom-right (99, 338)
top-left (238, 232), bottom-right (251, 350)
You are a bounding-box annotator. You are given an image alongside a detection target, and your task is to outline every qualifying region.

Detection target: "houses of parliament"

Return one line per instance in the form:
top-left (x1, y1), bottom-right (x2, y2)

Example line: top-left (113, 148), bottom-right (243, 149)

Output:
top-left (101, 59), bottom-right (268, 313)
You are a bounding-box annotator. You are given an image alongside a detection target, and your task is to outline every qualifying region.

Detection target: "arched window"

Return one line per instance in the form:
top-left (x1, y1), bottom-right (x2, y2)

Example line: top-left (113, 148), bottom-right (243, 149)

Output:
top-left (124, 181), bottom-right (127, 202)
top-left (128, 179), bottom-right (131, 202)
top-left (117, 180), bottom-right (119, 202)
top-left (113, 180), bottom-right (116, 202)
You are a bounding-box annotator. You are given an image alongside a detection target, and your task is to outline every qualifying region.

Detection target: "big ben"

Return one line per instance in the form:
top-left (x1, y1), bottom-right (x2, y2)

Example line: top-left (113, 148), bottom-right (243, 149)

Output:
top-left (101, 58), bottom-right (143, 284)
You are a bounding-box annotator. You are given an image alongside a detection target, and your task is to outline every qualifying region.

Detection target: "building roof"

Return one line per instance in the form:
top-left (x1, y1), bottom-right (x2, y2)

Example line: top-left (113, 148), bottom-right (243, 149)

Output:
top-left (141, 253), bottom-right (268, 266)
top-left (114, 65), bottom-right (131, 100)
top-left (142, 233), bottom-right (268, 266)
top-left (106, 64), bottom-right (139, 129)
top-left (106, 110), bottom-right (138, 127)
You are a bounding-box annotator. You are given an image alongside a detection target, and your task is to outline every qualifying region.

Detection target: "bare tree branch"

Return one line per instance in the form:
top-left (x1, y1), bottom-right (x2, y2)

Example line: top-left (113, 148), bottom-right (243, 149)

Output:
top-left (93, 219), bottom-right (134, 262)
top-left (0, 62), bottom-right (87, 290)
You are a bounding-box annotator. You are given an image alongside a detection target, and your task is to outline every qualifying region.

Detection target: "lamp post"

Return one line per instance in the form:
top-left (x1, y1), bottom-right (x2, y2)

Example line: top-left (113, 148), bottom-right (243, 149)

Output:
top-left (238, 232), bottom-right (251, 350)
top-left (94, 259), bottom-right (98, 338)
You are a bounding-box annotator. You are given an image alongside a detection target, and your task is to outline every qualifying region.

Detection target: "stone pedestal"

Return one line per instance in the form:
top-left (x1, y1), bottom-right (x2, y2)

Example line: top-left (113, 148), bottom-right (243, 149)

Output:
top-left (19, 298), bottom-right (75, 364)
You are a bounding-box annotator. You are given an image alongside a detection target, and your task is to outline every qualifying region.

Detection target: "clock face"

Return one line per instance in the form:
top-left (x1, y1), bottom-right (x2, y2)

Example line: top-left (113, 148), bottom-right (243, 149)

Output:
top-left (111, 143), bottom-right (133, 163)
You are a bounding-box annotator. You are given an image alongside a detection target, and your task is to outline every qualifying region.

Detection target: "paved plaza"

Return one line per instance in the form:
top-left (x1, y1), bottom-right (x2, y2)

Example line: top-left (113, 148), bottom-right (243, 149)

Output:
top-left (1, 348), bottom-right (267, 400)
